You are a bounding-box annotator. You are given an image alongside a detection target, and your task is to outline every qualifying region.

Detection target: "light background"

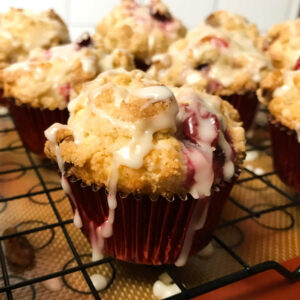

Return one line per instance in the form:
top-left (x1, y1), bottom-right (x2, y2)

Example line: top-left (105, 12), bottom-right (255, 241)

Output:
top-left (0, 0), bottom-right (299, 40)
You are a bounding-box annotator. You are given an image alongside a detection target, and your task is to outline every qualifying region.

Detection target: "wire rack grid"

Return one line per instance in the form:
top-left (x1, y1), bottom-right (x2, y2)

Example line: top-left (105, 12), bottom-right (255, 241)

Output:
top-left (0, 106), bottom-right (300, 300)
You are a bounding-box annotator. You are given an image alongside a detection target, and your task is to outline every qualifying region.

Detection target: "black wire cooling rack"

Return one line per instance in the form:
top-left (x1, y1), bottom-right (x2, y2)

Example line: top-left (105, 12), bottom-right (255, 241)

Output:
top-left (0, 106), bottom-right (300, 300)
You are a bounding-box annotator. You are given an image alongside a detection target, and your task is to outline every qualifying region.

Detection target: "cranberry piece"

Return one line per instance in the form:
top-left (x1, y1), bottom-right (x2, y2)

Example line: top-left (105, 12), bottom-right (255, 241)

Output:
top-left (75, 32), bottom-right (92, 49)
top-left (134, 57), bottom-right (151, 71)
top-left (294, 57), bottom-right (300, 70)
top-left (263, 35), bottom-right (278, 51)
top-left (182, 112), bottom-right (198, 143)
top-left (151, 10), bottom-right (172, 22)
top-left (195, 63), bottom-right (209, 71)
top-left (44, 49), bottom-right (52, 60)
top-left (59, 83), bottom-right (71, 102)
top-left (210, 37), bottom-right (229, 48)
top-left (206, 80), bottom-right (223, 94)
top-left (212, 146), bottom-right (225, 180)
top-left (262, 40), bottom-right (271, 51)
top-left (180, 103), bottom-right (220, 146)
top-left (202, 35), bottom-right (229, 48)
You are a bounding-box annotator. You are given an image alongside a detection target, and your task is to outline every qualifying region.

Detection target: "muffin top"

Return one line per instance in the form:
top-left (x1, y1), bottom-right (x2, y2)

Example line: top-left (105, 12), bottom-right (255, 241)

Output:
top-left (94, 0), bottom-right (186, 69)
top-left (259, 69), bottom-right (300, 130)
top-left (45, 69), bottom-right (245, 199)
top-left (205, 10), bottom-right (260, 45)
top-left (148, 23), bottom-right (269, 96)
top-left (3, 37), bottom-right (135, 110)
top-left (263, 19), bottom-right (300, 70)
top-left (0, 8), bottom-right (69, 65)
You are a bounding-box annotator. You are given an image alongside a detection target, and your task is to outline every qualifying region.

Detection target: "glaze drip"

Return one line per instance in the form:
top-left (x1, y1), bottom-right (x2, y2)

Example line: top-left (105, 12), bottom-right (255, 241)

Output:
top-left (44, 123), bottom-right (82, 229)
top-left (152, 23), bottom-right (269, 91)
top-left (174, 89), bottom-right (235, 265)
top-left (176, 89), bottom-right (234, 198)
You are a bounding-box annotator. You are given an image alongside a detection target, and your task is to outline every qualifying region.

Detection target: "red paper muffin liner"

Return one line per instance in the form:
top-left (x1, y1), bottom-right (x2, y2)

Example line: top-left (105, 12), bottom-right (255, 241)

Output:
top-left (268, 116), bottom-right (300, 193)
top-left (222, 92), bottom-right (258, 131)
top-left (0, 89), bottom-right (10, 107)
top-left (67, 175), bottom-right (238, 265)
top-left (9, 100), bottom-right (69, 156)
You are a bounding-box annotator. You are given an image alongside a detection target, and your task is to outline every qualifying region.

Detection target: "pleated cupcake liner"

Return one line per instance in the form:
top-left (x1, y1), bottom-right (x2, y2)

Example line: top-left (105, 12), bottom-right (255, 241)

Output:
top-left (222, 92), bottom-right (259, 131)
top-left (67, 174), bottom-right (238, 265)
top-left (0, 89), bottom-right (10, 107)
top-left (268, 115), bottom-right (300, 193)
top-left (9, 100), bottom-right (69, 156)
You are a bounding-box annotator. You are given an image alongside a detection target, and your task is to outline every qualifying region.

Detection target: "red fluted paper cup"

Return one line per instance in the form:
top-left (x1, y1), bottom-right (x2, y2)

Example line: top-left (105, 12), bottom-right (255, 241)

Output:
top-left (0, 89), bottom-right (10, 107)
top-left (9, 100), bottom-right (69, 156)
top-left (66, 174), bottom-right (238, 265)
top-left (269, 116), bottom-right (300, 193)
top-left (222, 92), bottom-right (258, 131)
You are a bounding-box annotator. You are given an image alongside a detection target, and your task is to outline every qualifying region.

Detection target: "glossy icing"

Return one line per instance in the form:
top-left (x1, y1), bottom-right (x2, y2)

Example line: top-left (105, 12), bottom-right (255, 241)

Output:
top-left (90, 274), bottom-right (108, 291)
top-left (153, 23), bottom-right (269, 92)
top-left (274, 70), bottom-right (300, 97)
top-left (44, 123), bottom-right (83, 230)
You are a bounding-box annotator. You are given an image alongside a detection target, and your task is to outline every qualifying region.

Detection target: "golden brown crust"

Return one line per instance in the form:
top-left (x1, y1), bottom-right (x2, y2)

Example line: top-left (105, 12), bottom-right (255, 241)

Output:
top-left (263, 19), bottom-right (300, 69)
top-left (0, 8), bottom-right (70, 88)
top-left (268, 71), bottom-right (300, 129)
top-left (94, 0), bottom-right (186, 62)
top-left (0, 8), bottom-right (69, 62)
top-left (257, 69), bottom-right (284, 105)
top-left (206, 10), bottom-right (260, 46)
top-left (220, 99), bottom-right (246, 162)
top-left (258, 68), bottom-right (300, 129)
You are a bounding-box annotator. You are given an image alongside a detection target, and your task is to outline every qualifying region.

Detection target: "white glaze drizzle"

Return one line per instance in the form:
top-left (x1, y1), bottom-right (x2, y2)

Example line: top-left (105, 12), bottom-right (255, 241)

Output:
top-left (90, 274), bottom-right (108, 291)
top-left (274, 70), bottom-right (300, 97)
top-left (106, 86), bottom-right (177, 221)
top-left (0, 8), bottom-right (69, 53)
top-left (218, 132), bottom-right (234, 181)
top-left (73, 209), bottom-right (83, 228)
top-left (153, 282), bottom-right (181, 299)
top-left (134, 86), bottom-right (174, 110)
top-left (175, 200), bottom-right (210, 266)
top-left (8, 43), bottom-right (97, 75)
top-left (166, 23), bottom-right (269, 88)
top-left (44, 123), bottom-right (83, 229)
top-left (176, 89), bottom-right (235, 199)
top-left (245, 150), bottom-right (259, 162)
top-left (174, 89), bottom-right (235, 266)
top-left (47, 44), bottom-right (96, 74)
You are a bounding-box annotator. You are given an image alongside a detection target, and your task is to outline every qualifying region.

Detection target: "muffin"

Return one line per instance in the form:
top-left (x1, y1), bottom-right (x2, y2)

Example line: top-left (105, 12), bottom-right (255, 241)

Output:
top-left (94, 0), bottom-right (186, 71)
top-left (44, 69), bottom-right (245, 265)
top-left (0, 8), bottom-right (70, 105)
top-left (148, 17), bottom-right (270, 130)
top-left (3, 36), bottom-right (135, 155)
top-left (258, 69), bottom-right (300, 193)
top-left (262, 19), bottom-right (300, 70)
top-left (206, 10), bottom-right (260, 45)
